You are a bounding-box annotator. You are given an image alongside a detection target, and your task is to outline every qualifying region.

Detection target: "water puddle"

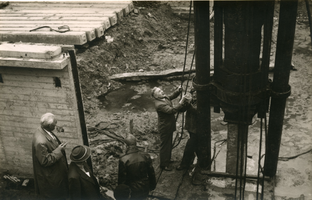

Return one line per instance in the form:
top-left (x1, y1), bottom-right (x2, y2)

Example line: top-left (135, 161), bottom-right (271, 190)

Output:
top-left (98, 80), bottom-right (182, 113)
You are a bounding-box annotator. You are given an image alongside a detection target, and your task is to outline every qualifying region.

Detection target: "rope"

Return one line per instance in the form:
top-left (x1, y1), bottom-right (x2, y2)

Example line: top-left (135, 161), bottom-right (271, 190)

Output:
top-left (172, 51), bottom-right (195, 149)
top-left (29, 25), bottom-right (70, 33)
top-left (172, 0), bottom-right (194, 149)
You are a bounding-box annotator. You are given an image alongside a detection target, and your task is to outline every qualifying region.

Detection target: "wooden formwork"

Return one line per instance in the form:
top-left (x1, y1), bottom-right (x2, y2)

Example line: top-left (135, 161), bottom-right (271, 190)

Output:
top-left (0, 1), bottom-right (134, 45)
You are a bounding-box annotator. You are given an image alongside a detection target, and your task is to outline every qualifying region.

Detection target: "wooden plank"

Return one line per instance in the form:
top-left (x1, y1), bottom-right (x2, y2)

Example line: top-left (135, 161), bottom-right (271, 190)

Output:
top-left (0, 28), bottom-right (96, 42)
top-left (0, 20), bottom-right (110, 31)
top-left (0, 55), bottom-right (69, 69)
top-left (1, 13), bottom-right (116, 26)
top-left (0, 8), bottom-right (128, 13)
top-left (7, 3), bottom-right (131, 8)
top-left (8, 1), bottom-right (132, 5)
top-left (0, 43), bottom-right (61, 59)
top-left (1, 16), bottom-right (114, 22)
top-left (0, 24), bottom-right (105, 38)
top-left (0, 31), bottom-right (87, 45)
top-left (0, 13), bottom-right (119, 17)
top-left (109, 68), bottom-right (198, 81)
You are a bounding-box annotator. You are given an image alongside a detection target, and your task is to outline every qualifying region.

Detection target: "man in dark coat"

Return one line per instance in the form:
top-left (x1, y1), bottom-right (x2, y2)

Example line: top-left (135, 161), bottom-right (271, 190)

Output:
top-left (176, 88), bottom-right (200, 170)
top-left (151, 86), bottom-right (186, 171)
top-left (68, 145), bottom-right (103, 200)
top-left (118, 134), bottom-right (156, 200)
top-left (32, 112), bottom-right (69, 200)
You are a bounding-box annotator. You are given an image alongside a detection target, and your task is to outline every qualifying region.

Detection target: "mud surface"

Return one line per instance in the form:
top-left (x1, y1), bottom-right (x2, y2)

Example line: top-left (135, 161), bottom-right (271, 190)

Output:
top-left (0, 1), bottom-right (311, 200)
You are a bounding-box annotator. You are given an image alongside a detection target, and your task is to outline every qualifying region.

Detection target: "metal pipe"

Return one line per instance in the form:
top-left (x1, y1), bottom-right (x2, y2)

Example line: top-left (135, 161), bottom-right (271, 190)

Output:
top-left (264, 0), bottom-right (298, 177)
top-left (213, 1), bottom-right (223, 79)
top-left (194, 0), bottom-right (211, 169)
top-left (305, 0), bottom-right (312, 46)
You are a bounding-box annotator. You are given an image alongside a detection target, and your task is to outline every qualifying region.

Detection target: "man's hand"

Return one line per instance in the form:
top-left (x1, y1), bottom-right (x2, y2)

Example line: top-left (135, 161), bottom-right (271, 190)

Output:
top-left (179, 95), bottom-right (189, 104)
top-left (177, 85), bottom-right (183, 92)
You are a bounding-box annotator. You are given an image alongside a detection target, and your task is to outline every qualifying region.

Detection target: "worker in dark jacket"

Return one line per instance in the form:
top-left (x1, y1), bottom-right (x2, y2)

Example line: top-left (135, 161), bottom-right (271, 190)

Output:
top-left (176, 88), bottom-right (200, 170)
top-left (118, 134), bottom-right (156, 200)
top-left (68, 145), bottom-right (103, 200)
top-left (151, 86), bottom-right (187, 171)
top-left (32, 112), bottom-right (69, 200)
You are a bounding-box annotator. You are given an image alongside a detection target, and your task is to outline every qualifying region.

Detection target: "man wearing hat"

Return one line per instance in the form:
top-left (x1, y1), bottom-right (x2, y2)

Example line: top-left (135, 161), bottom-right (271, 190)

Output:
top-left (68, 145), bottom-right (103, 200)
top-left (117, 134), bottom-right (156, 200)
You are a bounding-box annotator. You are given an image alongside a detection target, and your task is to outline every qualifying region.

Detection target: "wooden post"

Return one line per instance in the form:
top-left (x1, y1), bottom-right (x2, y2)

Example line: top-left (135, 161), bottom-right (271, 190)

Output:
top-left (68, 50), bottom-right (93, 171)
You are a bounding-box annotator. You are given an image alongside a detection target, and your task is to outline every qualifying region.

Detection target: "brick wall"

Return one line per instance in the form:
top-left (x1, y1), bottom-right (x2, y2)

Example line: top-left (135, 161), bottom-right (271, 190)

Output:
top-left (0, 51), bottom-right (84, 177)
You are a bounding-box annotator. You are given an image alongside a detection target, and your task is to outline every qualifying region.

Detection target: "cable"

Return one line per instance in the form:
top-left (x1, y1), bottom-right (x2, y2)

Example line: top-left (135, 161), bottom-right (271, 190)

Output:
top-left (172, 51), bottom-right (195, 149)
top-left (256, 118), bottom-right (264, 200)
top-left (260, 116), bottom-right (268, 200)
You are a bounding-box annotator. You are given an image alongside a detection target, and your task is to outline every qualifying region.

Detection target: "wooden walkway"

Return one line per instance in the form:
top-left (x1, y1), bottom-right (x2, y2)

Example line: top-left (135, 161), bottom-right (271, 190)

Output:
top-left (0, 1), bottom-right (134, 45)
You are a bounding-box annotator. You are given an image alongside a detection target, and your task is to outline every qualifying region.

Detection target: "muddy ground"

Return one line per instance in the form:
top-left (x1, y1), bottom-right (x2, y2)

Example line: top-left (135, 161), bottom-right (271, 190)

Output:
top-left (0, 1), bottom-right (311, 199)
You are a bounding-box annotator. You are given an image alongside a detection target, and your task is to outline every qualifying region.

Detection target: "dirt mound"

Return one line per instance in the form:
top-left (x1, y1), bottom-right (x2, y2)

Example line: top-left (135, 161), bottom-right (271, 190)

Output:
top-left (76, 2), bottom-right (194, 114)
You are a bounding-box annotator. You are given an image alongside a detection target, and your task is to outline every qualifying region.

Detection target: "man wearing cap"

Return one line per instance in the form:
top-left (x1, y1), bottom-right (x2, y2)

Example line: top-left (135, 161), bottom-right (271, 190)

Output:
top-left (32, 113), bottom-right (69, 200)
top-left (68, 145), bottom-right (103, 200)
top-left (118, 134), bottom-right (156, 200)
top-left (151, 86), bottom-right (187, 171)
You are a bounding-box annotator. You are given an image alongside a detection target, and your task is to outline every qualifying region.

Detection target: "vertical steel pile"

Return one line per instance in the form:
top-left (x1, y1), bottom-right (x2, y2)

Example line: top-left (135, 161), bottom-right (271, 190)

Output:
top-left (193, 0), bottom-right (298, 181)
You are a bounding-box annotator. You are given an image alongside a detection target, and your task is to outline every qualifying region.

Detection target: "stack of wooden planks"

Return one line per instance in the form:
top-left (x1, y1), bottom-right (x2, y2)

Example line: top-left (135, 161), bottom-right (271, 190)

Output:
top-left (0, 1), bottom-right (134, 45)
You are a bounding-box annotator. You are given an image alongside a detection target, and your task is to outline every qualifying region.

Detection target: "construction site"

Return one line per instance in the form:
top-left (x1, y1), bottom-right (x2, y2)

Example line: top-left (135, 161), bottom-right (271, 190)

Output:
top-left (0, 1), bottom-right (311, 199)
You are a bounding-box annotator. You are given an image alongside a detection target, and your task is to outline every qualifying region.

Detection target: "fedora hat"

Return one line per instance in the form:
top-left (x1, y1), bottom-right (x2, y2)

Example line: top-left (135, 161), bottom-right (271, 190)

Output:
top-left (70, 145), bottom-right (91, 162)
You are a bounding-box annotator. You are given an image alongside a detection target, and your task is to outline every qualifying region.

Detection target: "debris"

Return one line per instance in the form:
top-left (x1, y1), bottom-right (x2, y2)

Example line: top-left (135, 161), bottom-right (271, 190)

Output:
top-left (105, 36), bottom-right (114, 43)
top-left (134, 8), bottom-right (139, 14)
top-left (3, 175), bottom-right (21, 183)
top-left (147, 13), bottom-right (158, 21)
top-left (22, 179), bottom-right (29, 187)
top-left (139, 69), bottom-right (144, 72)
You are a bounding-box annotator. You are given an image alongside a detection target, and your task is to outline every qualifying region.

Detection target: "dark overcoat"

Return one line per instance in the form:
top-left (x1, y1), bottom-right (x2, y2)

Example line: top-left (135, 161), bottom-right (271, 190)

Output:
top-left (68, 162), bottom-right (102, 200)
top-left (118, 146), bottom-right (156, 199)
top-left (154, 89), bottom-right (182, 134)
top-left (32, 127), bottom-right (69, 199)
top-left (184, 100), bottom-right (197, 134)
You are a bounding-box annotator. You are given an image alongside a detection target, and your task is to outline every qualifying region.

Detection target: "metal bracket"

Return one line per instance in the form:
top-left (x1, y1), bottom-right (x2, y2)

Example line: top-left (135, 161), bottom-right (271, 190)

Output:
top-left (270, 85), bottom-right (291, 98)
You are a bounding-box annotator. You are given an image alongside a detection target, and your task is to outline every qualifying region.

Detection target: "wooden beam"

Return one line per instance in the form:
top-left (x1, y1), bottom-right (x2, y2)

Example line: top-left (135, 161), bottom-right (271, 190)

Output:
top-left (0, 19), bottom-right (111, 29)
top-left (0, 13), bottom-right (119, 17)
top-left (109, 68), bottom-right (201, 81)
top-left (0, 31), bottom-right (87, 45)
top-left (0, 24), bottom-right (104, 38)
top-left (0, 43), bottom-right (62, 59)
top-left (7, 2), bottom-right (131, 8)
top-left (0, 28), bottom-right (96, 42)
top-left (0, 56), bottom-right (69, 69)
